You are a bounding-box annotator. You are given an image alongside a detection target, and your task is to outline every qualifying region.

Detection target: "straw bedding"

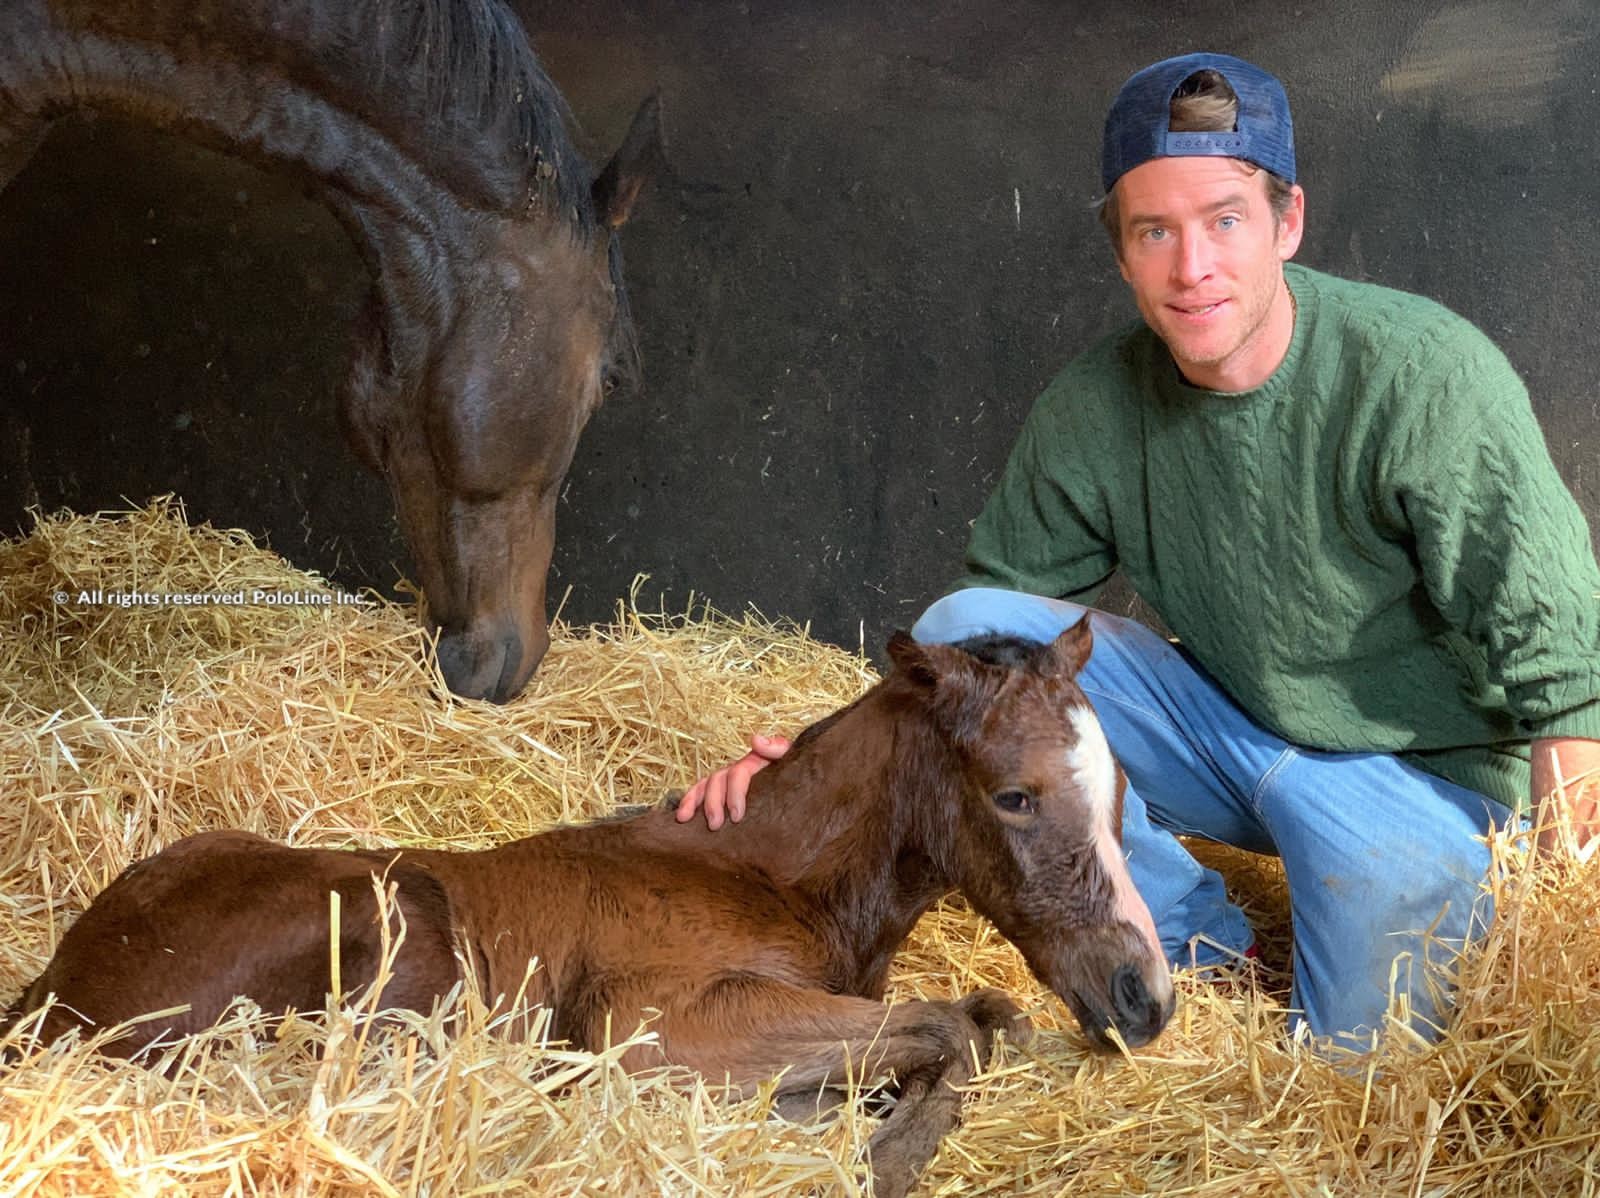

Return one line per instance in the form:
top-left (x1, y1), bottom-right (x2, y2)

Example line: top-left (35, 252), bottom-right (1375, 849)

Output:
top-left (1, 500), bottom-right (1597, 1196)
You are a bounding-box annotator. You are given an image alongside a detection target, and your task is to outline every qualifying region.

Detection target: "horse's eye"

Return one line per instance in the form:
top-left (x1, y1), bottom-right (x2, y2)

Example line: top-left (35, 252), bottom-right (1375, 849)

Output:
top-left (992, 790), bottom-right (1035, 817)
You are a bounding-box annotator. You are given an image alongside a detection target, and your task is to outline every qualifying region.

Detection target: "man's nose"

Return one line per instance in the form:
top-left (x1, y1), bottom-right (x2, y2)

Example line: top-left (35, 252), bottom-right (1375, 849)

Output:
top-left (1173, 230), bottom-right (1214, 287)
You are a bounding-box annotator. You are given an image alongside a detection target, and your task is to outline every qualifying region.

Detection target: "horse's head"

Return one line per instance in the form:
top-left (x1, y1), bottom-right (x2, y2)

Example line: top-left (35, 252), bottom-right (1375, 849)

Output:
top-left (887, 620), bottom-right (1175, 1051)
top-left (340, 96), bottom-right (664, 702)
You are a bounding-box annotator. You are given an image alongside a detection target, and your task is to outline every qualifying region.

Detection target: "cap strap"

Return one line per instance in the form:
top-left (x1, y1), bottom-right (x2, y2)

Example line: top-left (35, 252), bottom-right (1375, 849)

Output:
top-left (1162, 131), bottom-right (1247, 155)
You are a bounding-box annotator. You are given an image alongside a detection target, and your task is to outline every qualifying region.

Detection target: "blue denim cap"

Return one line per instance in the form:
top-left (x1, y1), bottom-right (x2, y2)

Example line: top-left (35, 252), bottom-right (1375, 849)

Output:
top-left (1101, 53), bottom-right (1296, 193)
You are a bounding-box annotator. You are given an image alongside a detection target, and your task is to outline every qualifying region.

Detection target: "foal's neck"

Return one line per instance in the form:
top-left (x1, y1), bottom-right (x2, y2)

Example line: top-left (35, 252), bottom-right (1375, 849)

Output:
top-left (709, 681), bottom-right (959, 982)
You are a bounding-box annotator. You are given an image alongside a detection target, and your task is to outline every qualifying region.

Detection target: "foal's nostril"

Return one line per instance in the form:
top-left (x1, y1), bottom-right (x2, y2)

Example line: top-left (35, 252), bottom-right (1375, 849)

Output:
top-left (1110, 964), bottom-right (1153, 1027)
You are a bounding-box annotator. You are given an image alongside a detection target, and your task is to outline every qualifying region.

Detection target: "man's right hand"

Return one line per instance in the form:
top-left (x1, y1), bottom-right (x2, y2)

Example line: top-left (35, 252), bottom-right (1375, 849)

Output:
top-left (674, 734), bottom-right (792, 829)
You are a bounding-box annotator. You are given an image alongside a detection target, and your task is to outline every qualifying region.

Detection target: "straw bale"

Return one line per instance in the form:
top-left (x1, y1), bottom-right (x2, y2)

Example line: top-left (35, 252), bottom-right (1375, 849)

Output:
top-left (3, 501), bottom-right (1598, 1197)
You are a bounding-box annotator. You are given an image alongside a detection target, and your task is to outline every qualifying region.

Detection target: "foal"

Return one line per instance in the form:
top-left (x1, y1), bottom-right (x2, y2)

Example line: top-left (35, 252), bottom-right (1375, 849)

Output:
top-left (5, 622), bottom-right (1173, 1197)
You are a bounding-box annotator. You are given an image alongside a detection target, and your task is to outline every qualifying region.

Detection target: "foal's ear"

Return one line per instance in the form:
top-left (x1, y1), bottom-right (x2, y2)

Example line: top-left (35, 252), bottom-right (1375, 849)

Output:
top-left (888, 632), bottom-right (995, 743)
top-left (592, 91), bottom-right (667, 230)
top-left (1043, 617), bottom-right (1094, 678)
top-left (887, 631), bottom-right (976, 690)
top-left (886, 630), bottom-right (942, 688)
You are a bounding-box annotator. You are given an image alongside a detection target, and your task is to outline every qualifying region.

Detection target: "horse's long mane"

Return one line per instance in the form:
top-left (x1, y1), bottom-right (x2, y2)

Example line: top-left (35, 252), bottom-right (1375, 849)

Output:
top-left (56, 0), bottom-right (595, 221)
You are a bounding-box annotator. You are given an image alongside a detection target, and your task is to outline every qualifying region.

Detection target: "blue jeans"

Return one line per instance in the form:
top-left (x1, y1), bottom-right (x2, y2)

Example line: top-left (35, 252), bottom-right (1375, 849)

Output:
top-left (913, 588), bottom-right (1510, 1043)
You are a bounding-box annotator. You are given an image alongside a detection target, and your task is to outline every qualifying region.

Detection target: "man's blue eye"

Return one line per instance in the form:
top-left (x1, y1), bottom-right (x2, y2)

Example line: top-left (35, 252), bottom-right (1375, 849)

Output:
top-left (1218, 215), bottom-right (1239, 231)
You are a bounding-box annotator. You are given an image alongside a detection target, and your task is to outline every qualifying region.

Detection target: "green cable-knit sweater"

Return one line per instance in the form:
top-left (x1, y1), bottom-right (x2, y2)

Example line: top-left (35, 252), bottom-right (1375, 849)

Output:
top-left (957, 263), bottom-right (1600, 809)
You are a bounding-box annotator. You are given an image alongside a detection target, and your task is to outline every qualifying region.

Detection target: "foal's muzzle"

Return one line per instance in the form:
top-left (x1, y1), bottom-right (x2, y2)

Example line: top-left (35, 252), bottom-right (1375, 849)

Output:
top-left (1106, 962), bottom-right (1174, 1047)
top-left (1049, 921), bottom-right (1176, 1051)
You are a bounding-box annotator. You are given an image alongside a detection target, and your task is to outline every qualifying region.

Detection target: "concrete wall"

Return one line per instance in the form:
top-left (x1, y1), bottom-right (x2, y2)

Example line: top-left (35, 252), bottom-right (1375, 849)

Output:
top-left (3, 0), bottom-right (1595, 662)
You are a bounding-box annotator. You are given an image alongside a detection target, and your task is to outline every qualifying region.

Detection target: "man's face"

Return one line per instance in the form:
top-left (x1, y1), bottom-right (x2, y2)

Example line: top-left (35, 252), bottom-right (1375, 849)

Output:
top-left (1115, 156), bottom-right (1304, 392)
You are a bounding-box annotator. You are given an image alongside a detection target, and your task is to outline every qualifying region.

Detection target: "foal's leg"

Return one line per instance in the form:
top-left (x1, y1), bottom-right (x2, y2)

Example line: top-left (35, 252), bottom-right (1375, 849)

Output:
top-left (769, 988), bottom-right (1028, 1124)
top-left (665, 982), bottom-right (1026, 1198)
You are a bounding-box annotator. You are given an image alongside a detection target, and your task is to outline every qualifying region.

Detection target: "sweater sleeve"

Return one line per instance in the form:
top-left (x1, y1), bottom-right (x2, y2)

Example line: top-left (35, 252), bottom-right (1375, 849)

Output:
top-left (1382, 331), bottom-right (1600, 741)
top-left (953, 373), bottom-right (1119, 603)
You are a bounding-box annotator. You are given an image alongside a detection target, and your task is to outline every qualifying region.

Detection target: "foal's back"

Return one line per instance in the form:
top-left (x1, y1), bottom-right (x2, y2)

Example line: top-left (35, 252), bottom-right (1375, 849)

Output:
top-left (404, 807), bottom-right (855, 1052)
top-left (7, 808), bottom-right (844, 1062)
top-left (10, 831), bottom-right (463, 1055)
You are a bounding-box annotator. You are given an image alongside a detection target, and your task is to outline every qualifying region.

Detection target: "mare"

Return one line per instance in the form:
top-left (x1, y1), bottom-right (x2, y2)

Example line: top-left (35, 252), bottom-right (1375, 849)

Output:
top-left (0, 0), bottom-right (663, 702)
top-left (3, 622), bottom-right (1175, 1197)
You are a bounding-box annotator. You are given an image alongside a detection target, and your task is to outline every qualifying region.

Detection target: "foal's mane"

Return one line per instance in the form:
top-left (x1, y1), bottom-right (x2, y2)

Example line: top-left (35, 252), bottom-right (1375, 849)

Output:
top-left (780, 633), bottom-right (1051, 758)
top-left (60, 0), bottom-right (596, 222)
top-left (948, 633), bottom-right (1051, 670)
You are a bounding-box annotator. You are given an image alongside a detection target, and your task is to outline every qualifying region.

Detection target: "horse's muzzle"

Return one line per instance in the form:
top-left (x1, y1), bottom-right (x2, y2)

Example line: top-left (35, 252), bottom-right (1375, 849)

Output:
top-left (433, 619), bottom-right (546, 702)
top-left (1109, 962), bottom-right (1175, 1046)
top-left (1046, 921), bottom-right (1176, 1051)
top-left (1070, 964), bottom-right (1175, 1051)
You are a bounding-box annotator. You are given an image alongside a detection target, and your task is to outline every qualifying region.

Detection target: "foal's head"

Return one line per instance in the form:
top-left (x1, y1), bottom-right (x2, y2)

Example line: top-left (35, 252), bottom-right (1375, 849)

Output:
top-left (888, 620), bottom-right (1175, 1050)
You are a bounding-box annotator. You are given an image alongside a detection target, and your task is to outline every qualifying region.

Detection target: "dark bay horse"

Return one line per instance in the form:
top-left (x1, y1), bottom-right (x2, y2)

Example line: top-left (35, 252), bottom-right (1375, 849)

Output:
top-left (0, 0), bottom-right (663, 701)
top-left (4, 622), bottom-right (1174, 1197)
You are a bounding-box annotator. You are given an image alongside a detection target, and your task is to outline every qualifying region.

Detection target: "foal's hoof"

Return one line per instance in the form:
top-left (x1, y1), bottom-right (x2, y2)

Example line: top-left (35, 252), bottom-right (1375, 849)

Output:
top-left (773, 1086), bottom-right (849, 1125)
top-left (957, 988), bottom-right (1033, 1050)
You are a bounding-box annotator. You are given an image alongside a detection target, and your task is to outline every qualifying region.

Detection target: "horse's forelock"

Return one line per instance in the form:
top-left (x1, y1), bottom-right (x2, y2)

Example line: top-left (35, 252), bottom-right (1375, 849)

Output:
top-left (360, 0), bottom-right (596, 224)
top-left (919, 651), bottom-right (1017, 749)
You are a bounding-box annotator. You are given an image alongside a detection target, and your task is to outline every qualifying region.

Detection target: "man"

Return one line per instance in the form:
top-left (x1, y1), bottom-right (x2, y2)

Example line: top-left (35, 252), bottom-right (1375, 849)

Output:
top-left (678, 52), bottom-right (1600, 1045)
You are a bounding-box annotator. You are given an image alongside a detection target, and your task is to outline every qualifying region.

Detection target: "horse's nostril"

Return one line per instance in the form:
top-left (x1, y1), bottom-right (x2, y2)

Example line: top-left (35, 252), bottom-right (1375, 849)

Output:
top-left (1110, 964), bottom-right (1152, 1026)
top-left (432, 625), bottom-right (531, 703)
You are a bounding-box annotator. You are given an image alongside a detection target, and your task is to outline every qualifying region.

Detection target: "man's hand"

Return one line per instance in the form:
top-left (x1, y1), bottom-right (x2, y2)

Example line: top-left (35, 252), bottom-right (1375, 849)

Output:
top-left (1531, 736), bottom-right (1600, 855)
top-left (675, 734), bottom-right (793, 829)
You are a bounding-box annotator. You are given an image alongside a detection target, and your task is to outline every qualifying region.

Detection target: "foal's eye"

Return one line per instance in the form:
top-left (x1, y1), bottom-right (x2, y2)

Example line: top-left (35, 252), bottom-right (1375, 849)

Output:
top-left (992, 790), bottom-right (1036, 817)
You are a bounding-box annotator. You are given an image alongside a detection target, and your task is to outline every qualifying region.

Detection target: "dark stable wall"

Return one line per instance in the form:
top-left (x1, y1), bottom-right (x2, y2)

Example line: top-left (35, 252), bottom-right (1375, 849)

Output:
top-left (2, 1), bottom-right (1596, 668)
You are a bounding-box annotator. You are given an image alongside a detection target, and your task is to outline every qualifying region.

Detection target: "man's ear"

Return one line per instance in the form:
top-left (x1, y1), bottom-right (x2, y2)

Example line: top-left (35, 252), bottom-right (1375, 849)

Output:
top-left (1103, 182), bottom-right (1132, 280)
top-left (1276, 183), bottom-right (1306, 262)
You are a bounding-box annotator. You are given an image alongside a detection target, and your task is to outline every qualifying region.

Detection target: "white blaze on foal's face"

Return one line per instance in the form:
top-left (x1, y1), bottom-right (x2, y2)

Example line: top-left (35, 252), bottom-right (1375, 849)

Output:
top-left (1065, 699), bottom-right (1163, 955)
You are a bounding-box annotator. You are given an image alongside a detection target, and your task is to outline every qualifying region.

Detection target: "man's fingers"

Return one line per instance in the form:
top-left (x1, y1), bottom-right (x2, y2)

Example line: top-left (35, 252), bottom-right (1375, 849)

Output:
top-left (704, 768), bottom-right (729, 830)
top-left (752, 734), bottom-right (792, 761)
top-left (675, 734), bottom-right (791, 829)
top-left (675, 778), bottom-right (705, 822)
top-left (725, 760), bottom-right (756, 823)
top-left (725, 737), bottom-right (789, 821)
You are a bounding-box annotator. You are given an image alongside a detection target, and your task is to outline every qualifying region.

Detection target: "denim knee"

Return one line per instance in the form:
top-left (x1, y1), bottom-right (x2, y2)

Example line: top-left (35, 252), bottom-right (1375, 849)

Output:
top-left (913, 588), bottom-right (1087, 646)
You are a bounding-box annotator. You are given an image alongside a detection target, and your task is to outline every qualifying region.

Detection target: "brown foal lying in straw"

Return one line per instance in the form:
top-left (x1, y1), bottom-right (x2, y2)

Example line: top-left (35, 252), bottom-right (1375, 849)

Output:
top-left (5, 622), bottom-right (1173, 1197)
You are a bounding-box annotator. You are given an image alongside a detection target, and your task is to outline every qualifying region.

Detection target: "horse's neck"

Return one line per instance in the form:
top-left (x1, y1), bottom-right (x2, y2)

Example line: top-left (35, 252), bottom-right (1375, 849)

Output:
top-left (699, 684), bottom-right (958, 984)
top-left (11, 2), bottom-right (468, 247)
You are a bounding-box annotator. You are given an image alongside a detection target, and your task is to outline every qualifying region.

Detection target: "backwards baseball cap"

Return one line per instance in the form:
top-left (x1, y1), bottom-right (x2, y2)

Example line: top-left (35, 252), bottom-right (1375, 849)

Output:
top-left (1101, 52), bottom-right (1296, 194)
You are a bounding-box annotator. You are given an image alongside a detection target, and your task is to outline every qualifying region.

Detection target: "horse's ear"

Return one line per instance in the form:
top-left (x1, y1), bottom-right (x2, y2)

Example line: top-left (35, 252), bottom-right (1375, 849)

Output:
top-left (592, 91), bottom-right (666, 231)
top-left (1044, 616), bottom-right (1094, 678)
top-left (888, 631), bottom-right (978, 690)
top-left (889, 633), bottom-right (995, 743)
top-left (886, 630), bottom-right (941, 688)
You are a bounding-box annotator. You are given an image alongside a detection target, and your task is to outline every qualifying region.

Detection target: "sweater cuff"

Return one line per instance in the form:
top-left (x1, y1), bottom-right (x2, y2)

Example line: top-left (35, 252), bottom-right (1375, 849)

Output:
top-left (1530, 697), bottom-right (1600, 743)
